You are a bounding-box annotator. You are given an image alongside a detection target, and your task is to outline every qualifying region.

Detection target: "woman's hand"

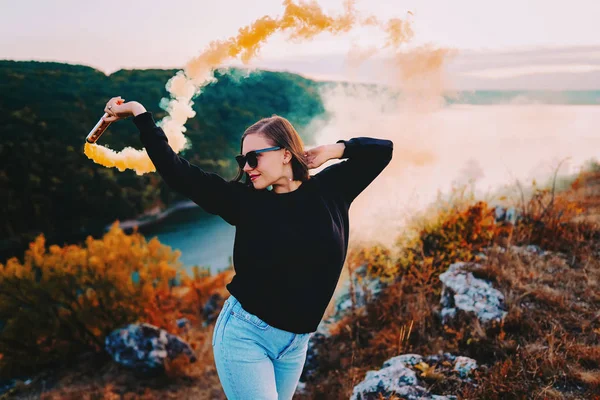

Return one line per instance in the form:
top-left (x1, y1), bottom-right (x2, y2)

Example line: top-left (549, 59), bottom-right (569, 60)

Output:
top-left (304, 143), bottom-right (345, 169)
top-left (102, 97), bottom-right (146, 122)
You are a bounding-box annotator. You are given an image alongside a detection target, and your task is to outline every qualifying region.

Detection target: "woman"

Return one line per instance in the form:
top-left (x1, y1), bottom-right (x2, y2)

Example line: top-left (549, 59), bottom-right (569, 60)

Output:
top-left (103, 96), bottom-right (393, 399)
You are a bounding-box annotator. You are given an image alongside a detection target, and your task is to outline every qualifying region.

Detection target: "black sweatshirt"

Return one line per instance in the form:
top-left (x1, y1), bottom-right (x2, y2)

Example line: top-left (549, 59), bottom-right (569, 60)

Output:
top-left (133, 112), bottom-right (393, 333)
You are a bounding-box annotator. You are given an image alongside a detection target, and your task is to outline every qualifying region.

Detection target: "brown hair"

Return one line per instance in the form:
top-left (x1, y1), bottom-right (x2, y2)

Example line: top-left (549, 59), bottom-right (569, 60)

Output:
top-left (231, 115), bottom-right (310, 186)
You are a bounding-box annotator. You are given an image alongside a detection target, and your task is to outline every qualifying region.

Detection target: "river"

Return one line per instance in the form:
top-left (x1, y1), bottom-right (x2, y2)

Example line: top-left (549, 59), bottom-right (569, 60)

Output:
top-left (140, 204), bottom-right (235, 276)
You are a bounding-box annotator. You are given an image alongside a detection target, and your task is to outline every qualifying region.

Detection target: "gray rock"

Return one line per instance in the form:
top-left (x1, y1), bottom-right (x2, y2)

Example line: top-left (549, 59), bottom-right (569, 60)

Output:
top-left (201, 292), bottom-right (223, 328)
top-left (0, 380), bottom-right (17, 396)
top-left (295, 381), bottom-right (307, 395)
top-left (334, 264), bottom-right (385, 317)
top-left (302, 264), bottom-right (386, 384)
top-left (493, 206), bottom-right (518, 224)
top-left (299, 331), bottom-right (327, 383)
top-left (105, 323), bottom-right (196, 373)
top-left (439, 262), bottom-right (507, 324)
top-left (176, 317), bottom-right (190, 329)
top-left (440, 307), bottom-right (457, 321)
top-left (350, 352), bottom-right (465, 400)
top-left (382, 354), bottom-right (423, 368)
top-left (316, 264), bottom-right (385, 338)
top-left (453, 356), bottom-right (478, 378)
top-left (510, 244), bottom-right (544, 256)
top-left (351, 362), bottom-right (420, 399)
top-left (0, 378), bottom-right (33, 397)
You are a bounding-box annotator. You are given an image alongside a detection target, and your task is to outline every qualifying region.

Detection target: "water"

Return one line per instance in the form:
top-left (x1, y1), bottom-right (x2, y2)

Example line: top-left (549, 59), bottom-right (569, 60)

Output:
top-left (448, 90), bottom-right (600, 105)
top-left (141, 206), bottom-right (235, 276)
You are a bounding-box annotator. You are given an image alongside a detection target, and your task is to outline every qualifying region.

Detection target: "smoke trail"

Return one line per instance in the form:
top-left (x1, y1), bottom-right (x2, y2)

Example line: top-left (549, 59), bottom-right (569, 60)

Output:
top-left (84, 0), bottom-right (414, 175)
top-left (308, 88), bottom-right (600, 249)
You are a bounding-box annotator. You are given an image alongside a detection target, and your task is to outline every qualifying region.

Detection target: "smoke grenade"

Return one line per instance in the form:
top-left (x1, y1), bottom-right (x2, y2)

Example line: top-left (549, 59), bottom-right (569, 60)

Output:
top-left (86, 99), bottom-right (124, 144)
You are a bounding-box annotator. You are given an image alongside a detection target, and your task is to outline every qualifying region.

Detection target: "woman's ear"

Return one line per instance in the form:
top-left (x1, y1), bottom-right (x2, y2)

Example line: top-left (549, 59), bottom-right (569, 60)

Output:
top-left (284, 149), bottom-right (292, 164)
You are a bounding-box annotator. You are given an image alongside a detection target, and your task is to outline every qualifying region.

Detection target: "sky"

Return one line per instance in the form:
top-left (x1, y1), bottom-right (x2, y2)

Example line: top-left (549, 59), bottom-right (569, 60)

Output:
top-left (1, 0), bottom-right (600, 89)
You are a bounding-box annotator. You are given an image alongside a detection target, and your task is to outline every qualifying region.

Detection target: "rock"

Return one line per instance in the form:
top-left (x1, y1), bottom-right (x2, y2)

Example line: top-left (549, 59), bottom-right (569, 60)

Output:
top-left (382, 354), bottom-right (423, 368)
top-left (0, 379), bottom-right (17, 397)
top-left (493, 206), bottom-right (518, 224)
top-left (351, 362), bottom-right (420, 400)
top-left (295, 381), bottom-right (307, 395)
top-left (201, 293), bottom-right (223, 327)
top-left (440, 307), bottom-right (457, 321)
top-left (299, 331), bottom-right (328, 383)
top-left (316, 264), bottom-right (386, 338)
top-left (439, 262), bottom-right (507, 324)
top-left (105, 323), bottom-right (196, 374)
top-left (510, 244), bottom-right (544, 256)
top-left (176, 318), bottom-right (190, 329)
top-left (0, 378), bottom-right (33, 397)
top-left (301, 264), bottom-right (386, 383)
top-left (334, 264), bottom-right (385, 317)
top-left (453, 356), bottom-right (478, 378)
top-left (350, 352), bottom-right (471, 400)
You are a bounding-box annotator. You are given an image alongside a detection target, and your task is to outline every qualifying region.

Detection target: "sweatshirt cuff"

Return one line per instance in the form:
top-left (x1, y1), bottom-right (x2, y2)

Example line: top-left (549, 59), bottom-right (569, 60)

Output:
top-left (132, 111), bottom-right (157, 132)
top-left (336, 139), bottom-right (352, 159)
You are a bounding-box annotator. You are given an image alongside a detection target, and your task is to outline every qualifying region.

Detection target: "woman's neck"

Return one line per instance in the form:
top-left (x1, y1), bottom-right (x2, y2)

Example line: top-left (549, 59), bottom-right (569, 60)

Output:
top-left (272, 179), bottom-right (303, 194)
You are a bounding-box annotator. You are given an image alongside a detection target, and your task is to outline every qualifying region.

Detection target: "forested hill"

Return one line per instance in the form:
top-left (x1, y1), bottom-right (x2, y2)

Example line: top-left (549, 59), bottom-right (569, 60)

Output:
top-left (0, 60), bottom-right (327, 261)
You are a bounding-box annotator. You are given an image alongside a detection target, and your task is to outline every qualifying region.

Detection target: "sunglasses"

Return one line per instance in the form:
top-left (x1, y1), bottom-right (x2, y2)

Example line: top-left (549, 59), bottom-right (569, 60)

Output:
top-left (235, 146), bottom-right (282, 169)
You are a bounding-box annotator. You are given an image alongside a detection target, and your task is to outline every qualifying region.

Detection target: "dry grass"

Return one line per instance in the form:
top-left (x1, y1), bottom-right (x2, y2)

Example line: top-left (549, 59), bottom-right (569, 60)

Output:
top-left (296, 167), bottom-right (600, 399)
top-left (4, 269), bottom-right (236, 399)
top-left (6, 328), bottom-right (227, 399)
top-left (6, 168), bottom-right (600, 400)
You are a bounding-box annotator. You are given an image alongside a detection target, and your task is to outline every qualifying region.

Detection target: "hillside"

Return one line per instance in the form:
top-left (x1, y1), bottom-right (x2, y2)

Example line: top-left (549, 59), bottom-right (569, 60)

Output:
top-left (0, 61), bottom-right (326, 262)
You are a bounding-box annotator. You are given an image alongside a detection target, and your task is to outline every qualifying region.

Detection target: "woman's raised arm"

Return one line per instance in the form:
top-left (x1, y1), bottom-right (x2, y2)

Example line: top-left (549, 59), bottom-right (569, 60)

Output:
top-left (311, 137), bottom-right (393, 204)
top-left (132, 111), bottom-right (246, 226)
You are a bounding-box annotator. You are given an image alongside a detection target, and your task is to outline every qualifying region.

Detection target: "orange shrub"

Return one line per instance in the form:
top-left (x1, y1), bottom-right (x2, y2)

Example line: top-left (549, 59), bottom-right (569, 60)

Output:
top-left (397, 200), bottom-right (498, 279)
top-left (0, 221), bottom-right (188, 378)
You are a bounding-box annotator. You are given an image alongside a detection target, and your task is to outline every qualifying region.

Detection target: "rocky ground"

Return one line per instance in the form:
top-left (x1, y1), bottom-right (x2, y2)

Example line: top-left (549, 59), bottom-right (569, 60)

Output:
top-left (3, 171), bottom-right (600, 399)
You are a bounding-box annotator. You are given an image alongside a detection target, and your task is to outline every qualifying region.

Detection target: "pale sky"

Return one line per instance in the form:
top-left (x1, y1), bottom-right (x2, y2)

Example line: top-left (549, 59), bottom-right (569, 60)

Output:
top-left (1, 0), bottom-right (599, 88)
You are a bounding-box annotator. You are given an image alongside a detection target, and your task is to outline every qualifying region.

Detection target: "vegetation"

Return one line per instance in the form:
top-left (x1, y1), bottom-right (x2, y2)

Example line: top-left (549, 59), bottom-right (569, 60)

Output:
top-left (2, 60), bottom-right (600, 399)
top-left (297, 167), bottom-right (600, 399)
top-left (0, 163), bottom-right (597, 399)
top-left (0, 61), bottom-right (326, 263)
top-left (0, 222), bottom-right (181, 377)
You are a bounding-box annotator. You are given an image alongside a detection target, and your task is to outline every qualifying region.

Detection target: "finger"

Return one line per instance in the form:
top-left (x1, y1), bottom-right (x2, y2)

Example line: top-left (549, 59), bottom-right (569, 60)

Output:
top-left (102, 115), bottom-right (118, 123)
top-left (106, 97), bottom-right (122, 113)
top-left (106, 102), bottom-right (119, 116)
top-left (108, 98), bottom-right (118, 110)
top-left (109, 103), bottom-right (120, 116)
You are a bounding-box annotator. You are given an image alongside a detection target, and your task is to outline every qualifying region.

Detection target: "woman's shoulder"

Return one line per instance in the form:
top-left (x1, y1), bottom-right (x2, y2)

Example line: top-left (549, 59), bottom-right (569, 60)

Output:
top-left (307, 172), bottom-right (344, 200)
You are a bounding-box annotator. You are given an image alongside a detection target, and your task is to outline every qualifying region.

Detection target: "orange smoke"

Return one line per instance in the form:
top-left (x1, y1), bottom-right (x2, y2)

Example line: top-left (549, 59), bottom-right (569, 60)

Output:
top-left (84, 0), bottom-right (416, 175)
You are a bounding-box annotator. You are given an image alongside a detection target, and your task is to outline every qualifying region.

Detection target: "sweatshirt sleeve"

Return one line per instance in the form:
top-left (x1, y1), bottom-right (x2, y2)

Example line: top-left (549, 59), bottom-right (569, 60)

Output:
top-left (133, 111), bottom-right (245, 226)
top-left (314, 137), bottom-right (393, 204)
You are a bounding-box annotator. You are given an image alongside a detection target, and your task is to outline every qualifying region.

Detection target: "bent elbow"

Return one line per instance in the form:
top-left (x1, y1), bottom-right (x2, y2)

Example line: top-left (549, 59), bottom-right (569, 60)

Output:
top-left (381, 139), bottom-right (394, 163)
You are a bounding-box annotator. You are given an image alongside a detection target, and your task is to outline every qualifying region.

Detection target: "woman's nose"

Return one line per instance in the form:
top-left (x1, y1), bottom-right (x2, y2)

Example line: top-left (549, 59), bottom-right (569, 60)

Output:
top-left (242, 162), bottom-right (253, 172)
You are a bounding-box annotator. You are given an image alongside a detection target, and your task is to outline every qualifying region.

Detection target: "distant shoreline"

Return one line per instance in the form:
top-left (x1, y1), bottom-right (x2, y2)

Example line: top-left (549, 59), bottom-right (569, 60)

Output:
top-left (0, 200), bottom-right (200, 264)
top-left (106, 200), bottom-right (198, 232)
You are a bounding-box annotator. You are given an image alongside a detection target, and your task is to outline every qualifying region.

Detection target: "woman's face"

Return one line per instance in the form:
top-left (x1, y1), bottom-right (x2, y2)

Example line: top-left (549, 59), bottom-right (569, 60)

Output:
top-left (241, 133), bottom-right (288, 190)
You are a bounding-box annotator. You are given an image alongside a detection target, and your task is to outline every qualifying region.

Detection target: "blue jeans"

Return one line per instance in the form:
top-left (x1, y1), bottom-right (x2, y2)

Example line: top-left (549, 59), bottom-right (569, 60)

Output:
top-left (212, 294), bottom-right (313, 399)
